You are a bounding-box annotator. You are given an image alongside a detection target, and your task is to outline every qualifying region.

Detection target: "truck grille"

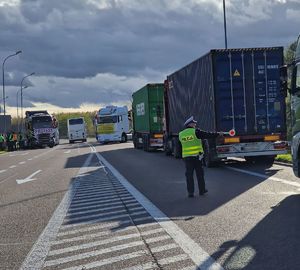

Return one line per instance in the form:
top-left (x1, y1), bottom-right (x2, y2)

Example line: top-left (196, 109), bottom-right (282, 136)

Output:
top-left (38, 134), bottom-right (50, 145)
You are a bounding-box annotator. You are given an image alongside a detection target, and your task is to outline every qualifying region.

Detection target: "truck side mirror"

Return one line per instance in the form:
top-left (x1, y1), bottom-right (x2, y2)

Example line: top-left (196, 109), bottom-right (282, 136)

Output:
top-left (279, 65), bottom-right (288, 96)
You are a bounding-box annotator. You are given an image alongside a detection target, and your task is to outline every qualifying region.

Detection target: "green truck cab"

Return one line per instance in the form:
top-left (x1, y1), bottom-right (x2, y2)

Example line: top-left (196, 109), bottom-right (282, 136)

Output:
top-left (132, 84), bottom-right (164, 151)
top-left (285, 35), bottom-right (300, 176)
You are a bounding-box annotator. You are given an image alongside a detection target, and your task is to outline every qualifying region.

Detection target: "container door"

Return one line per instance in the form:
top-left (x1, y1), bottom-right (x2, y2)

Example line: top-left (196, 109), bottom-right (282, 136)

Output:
top-left (214, 51), bottom-right (247, 134)
top-left (251, 50), bottom-right (285, 134)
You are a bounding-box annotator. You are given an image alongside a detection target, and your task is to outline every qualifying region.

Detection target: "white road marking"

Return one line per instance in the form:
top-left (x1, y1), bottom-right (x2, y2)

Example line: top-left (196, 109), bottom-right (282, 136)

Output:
top-left (68, 197), bottom-right (136, 211)
top-left (0, 169), bottom-right (6, 174)
top-left (65, 206), bottom-right (144, 222)
top-left (121, 262), bottom-right (155, 270)
top-left (70, 194), bottom-right (133, 205)
top-left (64, 150), bottom-right (71, 154)
top-left (74, 185), bottom-right (126, 194)
top-left (16, 170), bottom-right (42, 184)
top-left (53, 227), bottom-right (164, 245)
top-left (60, 251), bottom-right (147, 270)
top-left (49, 234), bottom-right (170, 256)
top-left (151, 243), bottom-right (178, 253)
top-left (19, 150), bottom-right (94, 270)
top-left (27, 158), bottom-right (33, 161)
top-left (19, 161), bottom-right (26, 165)
top-left (73, 188), bottom-right (127, 198)
top-left (57, 216), bottom-right (156, 236)
top-left (66, 202), bottom-right (139, 217)
top-left (44, 240), bottom-right (147, 267)
top-left (62, 210), bottom-right (148, 229)
top-left (95, 151), bottom-right (224, 270)
top-left (226, 166), bottom-right (300, 188)
top-left (158, 254), bottom-right (190, 265)
top-left (9, 165), bottom-right (17, 169)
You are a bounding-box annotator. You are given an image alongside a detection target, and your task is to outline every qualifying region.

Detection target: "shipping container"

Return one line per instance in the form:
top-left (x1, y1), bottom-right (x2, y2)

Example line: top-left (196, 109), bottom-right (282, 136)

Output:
top-left (164, 47), bottom-right (288, 165)
top-left (132, 83), bottom-right (164, 151)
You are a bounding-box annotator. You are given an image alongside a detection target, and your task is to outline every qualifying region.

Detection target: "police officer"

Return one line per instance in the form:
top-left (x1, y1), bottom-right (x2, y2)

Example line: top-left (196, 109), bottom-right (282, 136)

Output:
top-left (179, 116), bottom-right (222, 198)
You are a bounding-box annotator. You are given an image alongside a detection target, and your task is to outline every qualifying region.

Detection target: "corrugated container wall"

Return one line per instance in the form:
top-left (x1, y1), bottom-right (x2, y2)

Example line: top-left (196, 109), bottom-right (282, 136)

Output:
top-left (166, 47), bottom-right (286, 136)
top-left (132, 84), bottom-right (164, 133)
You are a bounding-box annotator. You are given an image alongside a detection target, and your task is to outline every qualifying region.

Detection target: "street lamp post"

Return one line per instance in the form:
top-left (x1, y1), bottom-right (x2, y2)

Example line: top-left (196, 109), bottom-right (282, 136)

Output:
top-left (223, 0), bottom-right (228, 49)
top-left (20, 72), bottom-right (34, 131)
top-left (0, 96), bottom-right (8, 114)
top-left (16, 86), bottom-right (27, 132)
top-left (2, 50), bottom-right (22, 133)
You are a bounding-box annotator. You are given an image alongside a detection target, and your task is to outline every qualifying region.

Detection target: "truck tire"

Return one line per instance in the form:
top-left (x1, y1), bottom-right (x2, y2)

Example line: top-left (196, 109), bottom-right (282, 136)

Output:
top-left (172, 137), bottom-right (181, 159)
top-left (69, 140), bottom-right (74, 144)
top-left (143, 134), bottom-right (150, 152)
top-left (203, 140), bottom-right (217, 167)
top-left (164, 137), bottom-right (172, 156)
top-left (121, 133), bottom-right (127, 143)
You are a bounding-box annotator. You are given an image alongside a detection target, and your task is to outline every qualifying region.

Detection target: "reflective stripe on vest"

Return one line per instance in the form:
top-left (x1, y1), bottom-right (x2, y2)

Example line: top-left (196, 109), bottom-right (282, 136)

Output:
top-left (179, 128), bottom-right (203, 158)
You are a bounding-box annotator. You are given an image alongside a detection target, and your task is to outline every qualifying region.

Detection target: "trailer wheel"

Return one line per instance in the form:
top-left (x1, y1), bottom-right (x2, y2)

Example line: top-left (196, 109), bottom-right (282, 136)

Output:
top-left (245, 155), bottom-right (275, 166)
top-left (164, 138), bottom-right (172, 156)
top-left (203, 140), bottom-right (216, 167)
top-left (172, 137), bottom-right (181, 159)
top-left (121, 133), bottom-right (127, 143)
top-left (143, 134), bottom-right (150, 152)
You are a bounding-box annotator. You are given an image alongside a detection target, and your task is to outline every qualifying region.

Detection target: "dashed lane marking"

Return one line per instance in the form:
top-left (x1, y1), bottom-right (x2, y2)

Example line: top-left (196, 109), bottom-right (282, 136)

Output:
top-left (0, 169), bottom-right (6, 174)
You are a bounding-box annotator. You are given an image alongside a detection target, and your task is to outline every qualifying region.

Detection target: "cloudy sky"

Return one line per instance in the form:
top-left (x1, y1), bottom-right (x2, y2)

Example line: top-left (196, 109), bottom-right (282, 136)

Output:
top-left (0, 0), bottom-right (299, 116)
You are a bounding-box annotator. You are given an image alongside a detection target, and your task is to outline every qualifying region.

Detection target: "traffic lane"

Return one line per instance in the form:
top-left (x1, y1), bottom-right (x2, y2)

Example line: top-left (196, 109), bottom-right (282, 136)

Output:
top-left (225, 157), bottom-right (300, 187)
top-left (0, 143), bottom-right (92, 270)
top-left (97, 143), bottom-right (300, 269)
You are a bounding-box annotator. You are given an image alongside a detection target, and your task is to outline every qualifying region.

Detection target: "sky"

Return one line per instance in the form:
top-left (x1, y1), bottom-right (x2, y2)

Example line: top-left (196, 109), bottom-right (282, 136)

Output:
top-left (0, 0), bottom-right (299, 116)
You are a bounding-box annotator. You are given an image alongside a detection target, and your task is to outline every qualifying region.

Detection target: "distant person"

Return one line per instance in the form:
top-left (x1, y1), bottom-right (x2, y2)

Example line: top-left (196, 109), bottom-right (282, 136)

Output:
top-left (0, 133), bottom-right (5, 151)
top-left (13, 132), bottom-right (18, 151)
top-left (18, 132), bottom-right (24, 150)
top-left (179, 116), bottom-right (222, 198)
top-left (6, 132), bottom-right (14, 152)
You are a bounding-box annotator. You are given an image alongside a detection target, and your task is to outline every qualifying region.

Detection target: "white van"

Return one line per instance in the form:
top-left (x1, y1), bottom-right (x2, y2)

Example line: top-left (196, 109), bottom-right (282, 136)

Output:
top-left (67, 117), bottom-right (87, 143)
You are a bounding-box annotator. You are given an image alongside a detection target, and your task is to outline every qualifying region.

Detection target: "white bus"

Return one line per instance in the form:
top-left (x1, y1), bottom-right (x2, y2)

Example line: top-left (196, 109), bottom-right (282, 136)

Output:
top-left (95, 106), bottom-right (129, 143)
top-left (67, 117), bottom-right (87, 143)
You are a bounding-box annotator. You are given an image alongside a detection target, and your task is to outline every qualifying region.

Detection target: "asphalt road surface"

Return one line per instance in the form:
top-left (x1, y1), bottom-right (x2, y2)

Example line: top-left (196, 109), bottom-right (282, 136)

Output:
top-left (1, 140), bottom-right (300, 270)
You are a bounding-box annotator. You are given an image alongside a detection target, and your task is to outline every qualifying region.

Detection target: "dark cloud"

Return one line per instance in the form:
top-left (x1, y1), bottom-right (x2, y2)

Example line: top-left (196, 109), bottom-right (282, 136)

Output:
top-left (0, 0), bottom-right (299, 110)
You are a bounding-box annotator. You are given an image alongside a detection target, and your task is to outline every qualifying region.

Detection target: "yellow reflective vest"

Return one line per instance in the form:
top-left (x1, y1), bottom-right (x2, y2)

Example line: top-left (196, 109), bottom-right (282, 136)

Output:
top-left (179, 128), bottom-right (203, 158)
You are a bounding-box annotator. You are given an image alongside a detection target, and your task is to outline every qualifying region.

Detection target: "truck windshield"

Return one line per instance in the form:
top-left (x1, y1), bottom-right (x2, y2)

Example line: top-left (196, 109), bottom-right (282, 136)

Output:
top-left (98, 116), bottom-right (118, 124)
top-left (69, 118), bottom-right (83, 125)
top-left (32, 116), bottom-right (52, 128)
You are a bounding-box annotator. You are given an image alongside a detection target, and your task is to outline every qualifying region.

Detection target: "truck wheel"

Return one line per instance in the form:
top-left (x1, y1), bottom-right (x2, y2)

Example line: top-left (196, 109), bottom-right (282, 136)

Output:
top-left (245, 156), bottom-right (275, 166)
top-left (143, 135), bottom-right (150, 152)
top-left (164, 138), bottom-right (172, 156)
top-left (69, 140), bottom-right (74, 144)
top-left (203, 140), bottom-right (216, 167)
top-left (172, 137), bottom-right (181, 159)
top-left (121, 133), bottom-right (127, 143)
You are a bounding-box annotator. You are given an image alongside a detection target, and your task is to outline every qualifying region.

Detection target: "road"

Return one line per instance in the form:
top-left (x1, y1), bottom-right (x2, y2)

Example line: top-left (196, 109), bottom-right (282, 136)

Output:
top-left (1, 141), bottom-right (300, 270)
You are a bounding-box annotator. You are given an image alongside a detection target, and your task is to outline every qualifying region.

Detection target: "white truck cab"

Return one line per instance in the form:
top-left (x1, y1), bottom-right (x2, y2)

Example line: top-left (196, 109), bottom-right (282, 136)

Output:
top-left (96, 106), bottom-right (129, 143)
top-left (67, 117), bottom-right (87, 143)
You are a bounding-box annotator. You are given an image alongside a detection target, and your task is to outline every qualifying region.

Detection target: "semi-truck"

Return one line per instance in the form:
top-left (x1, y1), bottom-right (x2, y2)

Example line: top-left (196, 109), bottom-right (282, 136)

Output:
top-left (164, 47), bottom-right (288, 166)
top-left (67, 117), bottom-right (87, 143)
top-left (24, 110), bottom-right (59, 148)
top-left (132, 84), bottom-right (164, 151)
top-left (95, 105), bottom-right (129, 143)
top-left (286, 35), bottom-right (300, 176)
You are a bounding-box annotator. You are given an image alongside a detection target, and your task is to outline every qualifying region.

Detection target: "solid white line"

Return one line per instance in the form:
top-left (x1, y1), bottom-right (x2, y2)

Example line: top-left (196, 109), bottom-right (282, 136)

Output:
top-left (62, 210), bottom-right (148, 228)
top-left (9, 165), bottom-right (16, 168)
top-left (57, 216), bottom-right (154, 237)
top-left (72, 191), bottom-right (130, 200)
top-left (19, 161), bottom-right (26, 164)
top-left (65, 206), bottom-right (144, 222)
top-left (75, 182), bottom-right (123, 190)
top-left (19, 149), bottom-right (94, 270)
top-left (75, 186), bottom-right (126, 195)
top-left (44, 240), bottom-right (146, 267)
top-left (49, 234), bottom-right (170, 256)
top-left (60, 251), bottom-right (146, 270)
top-left (121, 262), bottom-right (155, 270)
top-left (226, 166), bottom-right (300, 188)
top-left (0, 169), bottom-right (6, 174)
top-left (67, 198), bottom-right (137, 212)
top-left (95, 151), bottom-right (224, 270)
top-left (16, 170), bottom-right (42, 185)
top-left (66, 202), bottom-right (139, 217)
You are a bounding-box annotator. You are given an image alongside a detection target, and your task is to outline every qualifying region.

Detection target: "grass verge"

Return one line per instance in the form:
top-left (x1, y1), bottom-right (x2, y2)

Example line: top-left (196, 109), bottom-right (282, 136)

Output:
top-left (275, 154), bottom-right (292, 163)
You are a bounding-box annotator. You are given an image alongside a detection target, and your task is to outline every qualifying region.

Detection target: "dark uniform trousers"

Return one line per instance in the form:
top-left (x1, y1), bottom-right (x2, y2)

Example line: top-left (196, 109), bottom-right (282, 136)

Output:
top-left (183, 156), bottom-right (205, 194)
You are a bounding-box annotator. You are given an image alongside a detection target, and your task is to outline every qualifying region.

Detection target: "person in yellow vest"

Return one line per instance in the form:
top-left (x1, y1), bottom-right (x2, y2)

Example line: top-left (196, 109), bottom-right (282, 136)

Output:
top-left (179, 116), bottom-right (222, 198)
top-left (0, 133), bottom-right (5, 151)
